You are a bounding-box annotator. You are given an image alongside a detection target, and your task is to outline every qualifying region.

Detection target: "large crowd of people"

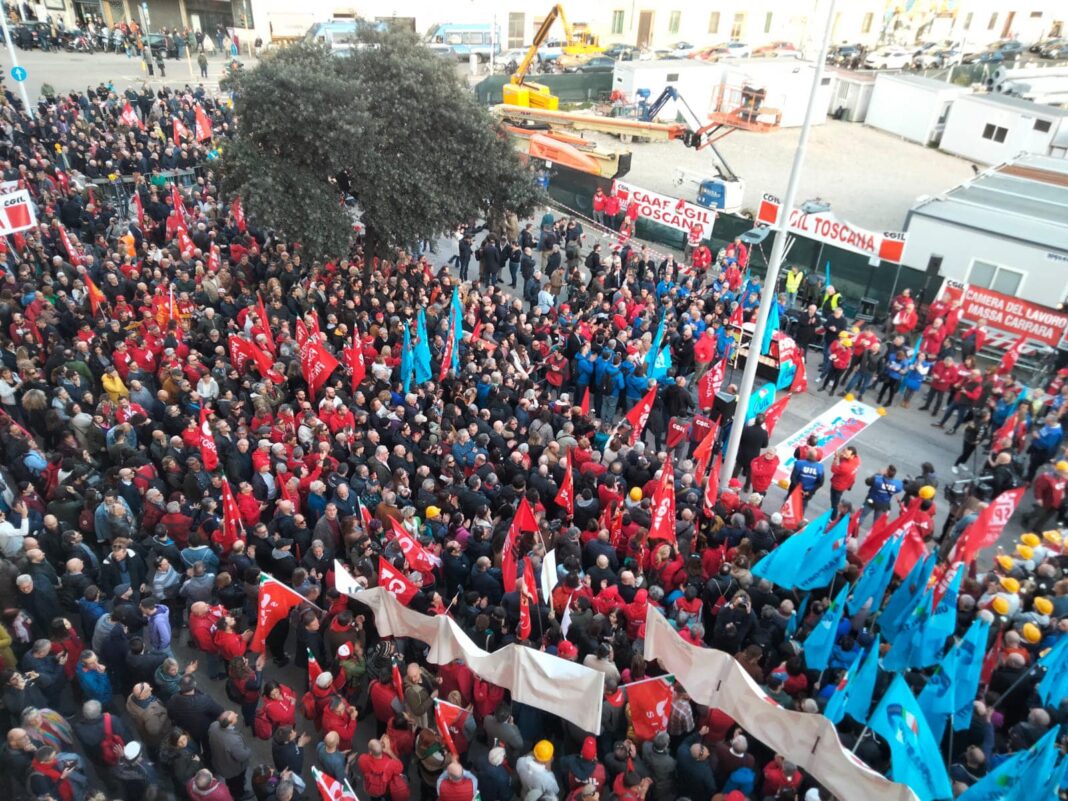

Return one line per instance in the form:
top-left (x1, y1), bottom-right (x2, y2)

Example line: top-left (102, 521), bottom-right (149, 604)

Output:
top-left (0, 70), bottom-right (1065, 801)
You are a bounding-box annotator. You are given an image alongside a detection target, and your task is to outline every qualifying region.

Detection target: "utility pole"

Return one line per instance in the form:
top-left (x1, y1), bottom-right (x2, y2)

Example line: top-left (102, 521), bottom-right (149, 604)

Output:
top-left (0, 11), bottom-right (31, 111)
top-left (720, 0), bottom-right (838, 485)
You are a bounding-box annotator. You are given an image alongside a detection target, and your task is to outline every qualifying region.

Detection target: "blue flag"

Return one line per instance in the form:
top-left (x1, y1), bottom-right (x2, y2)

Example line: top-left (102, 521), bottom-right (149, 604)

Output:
top-left (882, 585), bottom-right (934, 671)
top-left (649, 346), bottom-right (672, 381)
top-left (646, 312), bottom-right (665, 371)
top-left (868, 675), bottom-right (953, 801)
top-left (847, 535), bottom-right (902, 615)
top-left (879, 553), bottom-right (935, 641)
top-left (825, 635), bottom-right (881, 725)
top-left (952, 618), bottom-right (990, 731)
top-left (917, 567), bottom-right (964, 665)
top-left (414, 310), bottom-right (432, 385)
top-left (785, 594), bottom-right (809, 640)
top-left (1036, 635), bottom-right (1068, 706)
top-left (794, 514), bottom-right (850, 591)
top-left (752, 509), bottom-right (833, 587)
top-left (450, 287), bottom-right (463, 374)
top-left (824, 260), bottom-right (831, 287)
top-left (400, 324), bottom-right (413, 394)
top-left (802, 584), bottom-right (849, 670)
top-left (959, 725), bottom-right (1060, 801)
top-left (761, 300), bottom-right (779, 357)
top-left (917, 638), bottom-right (962, 742)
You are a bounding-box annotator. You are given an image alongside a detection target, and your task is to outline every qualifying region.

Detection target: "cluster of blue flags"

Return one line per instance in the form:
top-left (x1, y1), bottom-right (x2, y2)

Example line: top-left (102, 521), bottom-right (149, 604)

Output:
top-left (847, 535), bottom-right (902, 615)
top-left (802, 584), bottom-right (848, 670)
top-left (824, 635), bottom-right (881, 725)
top-left (751, 510), bottom-right (848, 591)
top-left (878, 553), bottom-right (936, 641)
top-left (959, 725), bottom-right (1064, 801)
top-left (646, 312), bottom-right (672, 381)
top-left (916, 618), bottom-right (989, 741)
top-left (1036, 635), bottom-right (1068, 706)
top-left (414, 310), bottom-right (432, 385)
top-left (400, 324), bottom-right (413, 393)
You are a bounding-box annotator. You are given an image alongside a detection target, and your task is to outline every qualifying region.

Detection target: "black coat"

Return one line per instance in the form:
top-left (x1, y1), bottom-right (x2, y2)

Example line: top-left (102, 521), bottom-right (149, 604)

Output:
top-left (166, 690), bottom-right (225, 746)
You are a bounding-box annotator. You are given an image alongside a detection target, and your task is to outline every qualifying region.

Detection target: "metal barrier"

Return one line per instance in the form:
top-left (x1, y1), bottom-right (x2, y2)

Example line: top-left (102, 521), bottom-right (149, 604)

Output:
top-left (474, 73), bottom-right (613, 106)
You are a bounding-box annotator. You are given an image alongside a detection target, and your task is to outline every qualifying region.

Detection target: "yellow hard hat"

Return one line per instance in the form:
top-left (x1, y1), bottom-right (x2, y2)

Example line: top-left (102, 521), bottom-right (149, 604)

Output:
top-left (1022, 623), bottom-right (1042, 644)
top-left (1057, 461), bottom-right (1068, 473)
top-left (996, 554), bottom-right (1014, 572)
top-left (1044, 530), bottom-right (1063, 546)
top-left (630, 487), bottom-right (643, 502)
top-left (991, 596), bottom-right (1010, 615)
top-left (1035, 597), bottom-right (1054, 616)
top-left (1016, 544), bottom-right (1034, 561)
top-left (426, 506), bottom-right (441, 519)
top-left (838, 330), bottom-right (850, 339)
top-left (999, 577), bottom-right (1020, 594)
top-left (919, 485), bottom-right (936, 500)
top-left (1021, 533), bottom-right (1041, 548)
top-left (533, 740), bottom-right (554, 762)
top-left (841, 339), bottom-right (853, 348)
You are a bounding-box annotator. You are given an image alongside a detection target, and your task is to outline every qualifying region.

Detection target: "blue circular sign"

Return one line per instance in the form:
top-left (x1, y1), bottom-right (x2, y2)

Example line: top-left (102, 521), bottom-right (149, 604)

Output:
top-left (10, 66), bottom-right (27, 82)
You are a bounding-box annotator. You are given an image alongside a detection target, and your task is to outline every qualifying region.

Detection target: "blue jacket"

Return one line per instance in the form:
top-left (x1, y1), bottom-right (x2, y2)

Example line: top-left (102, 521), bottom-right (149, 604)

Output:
top-left (903, 360), bottom-right (932, 392)
top-left (882, 355), bottom-right (907, 384)
top-left (625, 371), bottom-right (650, 401)
top-left (593, 352), bottom-right (614, 388)
top-left (77, 662), bottom-right (113, 704)
top-left (791, 460), bottom-right (825, 492)
top-left (145, 605), bottom-right (173, 652)
top-left (867, 474), bottom-right (903, 506)
top-left (575, 352), bottom-right (595, 387)
top-left (452, 438), bottom-right (477, 467)
top-left (1032, 423), bottom-right (1063, 454)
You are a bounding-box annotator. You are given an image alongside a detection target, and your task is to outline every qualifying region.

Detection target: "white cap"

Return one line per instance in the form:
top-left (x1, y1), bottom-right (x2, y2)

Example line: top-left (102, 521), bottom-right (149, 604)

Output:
top-left (123, 741), bottom-right (142, 760)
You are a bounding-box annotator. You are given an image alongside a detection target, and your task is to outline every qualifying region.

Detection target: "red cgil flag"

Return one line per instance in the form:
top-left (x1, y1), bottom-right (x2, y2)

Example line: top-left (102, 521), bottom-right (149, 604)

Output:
top-left (255, 294), bottom-right (276, 354)
top-left (555, 454), bottom-right (574, 517)
top-left (790, 353), bottom-right (808, 393)
top-left (703, 454), bottom-right (722, 518)
top-left (358, 499), bottom-right (373, 530)
top-left (312, 767), bottom-right (358, 801)
top-left (625, 677), bottom-right (673, 742)
top-left (580, 386), bottom-right (590, 416)
top-left (998, 335), bottom-right (1027, 375)
top-left (208, 242), bottom-right (221, 273)
top-left (778, 484), bottom-right (804, 530)
top-left (435, 699), bottom-right (468, 757)
top-left (951, 486), bottom-right (1027, 566)
top-left (389, 518), bottom-right (441, 576)
top-left (378, 556), bottom-right (419, 605)
top-left (217, 479), bottom-right (244, 555)
top-left (301, 338), bottom-right (340, 401)
top-left (856, 510), bottom-right (903, 564)
top-left (250, 577), bottom-right (308, 654)
top-left (57, 224), bottom-right (82, 267)
top-left (648, 459), bottom-right (677, 546)
top-left (120, 101), bottom-right (144, 130)
top-left (247, 338), bottom-right (284, 384)
top-left (762, 394), bottom-right (791, 437)
top-left (232, 196), bottom-right (247, 232)
top-left (698, 358), bottom-right (726, 410)
top-left (502, 497), bottom-right (538, 594)
top-left (133, 190), bottom-right (145, 228)
top-left (194, 105), bottom-right (213, 141)
top-left (624, 381), bottom-right (658, 445)
top-left (173, 117), bottom-right (191, 147)
top-left (198, 405), bottom-right (218, 471)
top-left (349, 329), bottom-right (366, 392)
top-left (85, 275), bottom-right (107, 317)
top-left (522, 557), bottom-right (538, 604)
top-left (693, 422), bottom-right (718, 485)
top-left (518, 592), bottom-right (532, 640)
top-left (228, 334), bottom-right (254, 375)
top-left (980, 629), bottom-right (1003, 686)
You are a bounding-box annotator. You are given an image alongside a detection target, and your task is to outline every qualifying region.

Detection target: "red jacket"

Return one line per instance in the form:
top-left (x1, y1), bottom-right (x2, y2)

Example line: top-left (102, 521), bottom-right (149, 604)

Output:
top-left (763, 762), bottom-right (803, 797)
top-left (356, 753), bottom-right (403, 798)
top-left (929, 362), bottom-right (956, 392)
top-left (592, 190), bottom-right (606, 212)
top-left (748, 454), bottom-right (780, 493)
top-left (603, 194), bottom-right (620, 216)
top-left (829, 340), bottom-right (851, 370)
top-left (830, 455), bottom-right (861, 491)
top-left (321, 702), bottom-right (357, 743)
top-left (213, 630), bottom-right (247, 661)
top-left (892, 309), bottom-right (918, 335)
top-left (1034, 472), bottom-right (1068, 511)
top-left (437, 776), bottom-right (477, 801)
top-left (369, 680), bottom-right (399, 724)
top-left (189, 606), bottom-right (224, 654)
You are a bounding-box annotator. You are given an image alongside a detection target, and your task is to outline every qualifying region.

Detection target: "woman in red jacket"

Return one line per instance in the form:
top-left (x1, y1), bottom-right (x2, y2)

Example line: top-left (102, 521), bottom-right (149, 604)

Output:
top-left (260, 680), bottom-right (297, 728)
top-left (829, 446), bottom-right (861, 510)
top-left (748, 449), bottom-right (780, 494)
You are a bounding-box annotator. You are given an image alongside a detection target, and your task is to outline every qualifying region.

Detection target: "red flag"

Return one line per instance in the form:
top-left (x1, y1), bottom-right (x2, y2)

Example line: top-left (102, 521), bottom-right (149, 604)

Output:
top-left (693, 422), bottom-right (719, 485)
top-left (255, 294), bottom-right (276, 354)
top-left (57, 224), bottom-right (81, 267)
top-left (703, 454), bottom-right (722, 517)
top-left (348, 330), bottom-right (367, 392)
top-left (389, 518), bottom-right (441, 576)
top-left (229, 334), bottom-right (252, 375)
top-left (518, 592), bottom-right (532, 640)
top-left (232, 196), bottom-right (247, 232)
top-left (931, 562), bottom-right (963, 608)
top-left (951, 487), bottom-right (1027, 565)
top-left (980, 629), bottom-right (1003, 686)
top-left (762, 395), bottom-right (791, 437)
top-left (170, 183), bottom-right (188, 227)
top-left (856, 509), bottom-right (910, 564)
top-left (250, 577), bottom-right (307, 653)
top-left (790, 354), bottom-right (808, 394)
top-left (435, 700), bottom-right (467, 756)
top-left (503, 497), bottom-right (538, 593)
top-left (207, 242), bottom-right (221, 273)
top-left (624, 382), bottom-right (657, 445)
top-left (172, 117), bottom-right (191, 147)
top-left (666, 417), bottom-right (690, 449)
top-left (522, 557), bottom-right (539, 604)
top-left (85, 275), bottom-right (107, 317)
top-left (198, 405), bottom-right (218, 471)
top-left (893, 524), bottom-right (929, 579)
top-left (625, 678), bottom-right (673, 741)
top-left (307, 648), bottom-right (323, 686)
top-left (378, 557), bottom-right (418, 605)
top-left (698, 358), bottom-right (726, 410)
top-left (177, 227), bottom-right (194, 255)
top-left (779, 485), bottom-right (805, 529)
top-left (120, 101), bottom-right (143, 130)
top-left (313, 767), bottom-right (358, 801)
top-left (358, 500), bottom-right (373, 530)
top-left (218, 479), bottom-right (244, 554)
top-left (194, 105), bottom-right (213, 141)
top-left (728, 303), bottom-right (744, 328)
top-left (648, 460), bottom-right (677, 546)
top-left (301, 339), bottom-right (340, 401)
top-left (133, 190), bottom-right (145, 228)
top-left (998, 335), bottom-right (1026, 375)
top-left (580, 387), bottom-right (590, 416)
top-left (391, 662), bottom-right (405, 701)
top-left (277, 473), bottom-right (294, 506)
top-left (555, 455), bottom-right (574, 517)
top-left (247, 338), bottom-right (285, 384)
top-left (992, 414), bottom-right (1017, 449)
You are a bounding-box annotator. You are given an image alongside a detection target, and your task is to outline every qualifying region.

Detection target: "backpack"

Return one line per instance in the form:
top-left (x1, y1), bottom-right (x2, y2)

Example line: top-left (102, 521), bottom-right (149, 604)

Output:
top-left (253, 706), bottom-right (273, 740)
top-left (101, 713), bottom-right (126, 767)
top-left (598, 364), bottom-right (616, 396)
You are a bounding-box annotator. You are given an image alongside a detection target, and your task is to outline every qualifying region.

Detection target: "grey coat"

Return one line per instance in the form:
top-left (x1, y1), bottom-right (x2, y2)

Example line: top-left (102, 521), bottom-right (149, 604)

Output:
top-left (207, 720), bottom-right (251, 778)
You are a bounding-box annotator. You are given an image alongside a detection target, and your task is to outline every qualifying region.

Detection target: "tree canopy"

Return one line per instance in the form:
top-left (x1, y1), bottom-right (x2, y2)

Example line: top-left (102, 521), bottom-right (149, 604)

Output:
top-left (221, 31), bottom-right (541, 258)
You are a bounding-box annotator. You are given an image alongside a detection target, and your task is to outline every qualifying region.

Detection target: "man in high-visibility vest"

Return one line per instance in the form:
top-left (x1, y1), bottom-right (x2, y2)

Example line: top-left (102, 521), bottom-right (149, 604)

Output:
top-left (784, 266), bottom-right (804, 308)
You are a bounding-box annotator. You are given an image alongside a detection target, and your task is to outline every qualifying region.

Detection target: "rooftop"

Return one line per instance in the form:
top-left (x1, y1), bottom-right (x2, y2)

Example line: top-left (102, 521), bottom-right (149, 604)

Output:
top-left (909, 153), bottom-right (1068, 250)
top-left (953, 92), bottom-right (1068, 117)
top-left (875, 72), bottom-right (971, 92)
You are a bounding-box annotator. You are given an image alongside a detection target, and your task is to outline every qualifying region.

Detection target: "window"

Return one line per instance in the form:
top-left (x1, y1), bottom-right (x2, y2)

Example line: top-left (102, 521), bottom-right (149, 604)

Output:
top-left (731, 12), bottom-right (746, 39)
top-left (666, 72), bottom-right (679, 81)
top-left (1030, 11), bottom-right (1042, 18)
top-left (611, 10), bottom-right (625, 34)
top-left (446, 32), bottom-right (463, 45)
top-left (970, 261), bottom-right (1023, 295)
top-left (764, 12), bottom-right (773, 33)
top-left (507, 12), bottom-right (524, 48)
top-left (669, 11), bottom-right (681, 34)
top-left (820, 77), bottom-right (831, 85)
top-left (861, 12), bottom-right (873, 34)
top-left (1035, 119), bottom-right (1052, 133)
top-left (963, 12), bottom-right (973, 30)
top-left (937, 102), bottom-right (951, 124)
top-left (987, 12), bottom-right (998, 30)
top-left (981, 123), bottom-right (1008, 142)
top-left (461, 32), bottom-right (485, 44)
top-left (708, 11), bottom-right (720, 34)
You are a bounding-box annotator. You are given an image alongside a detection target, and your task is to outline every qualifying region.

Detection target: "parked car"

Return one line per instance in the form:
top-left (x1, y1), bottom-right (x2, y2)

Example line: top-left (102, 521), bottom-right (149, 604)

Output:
top-left (962, 49), bottom-right (1004, 64)
top-left (723, 41), bottom-right (751, 58)
top-left (993, 39), bottom-right (1025, 56)
top-left (754, 47), bottom-right (802, 59)
top-left (666, 41), bottom-right (697, 56)
top-left (826, 43), bottom-right (862, 66)
top-left (753, 40), bottom-right (797, 55)
top-left (1029, 37), bottom-right (1063, 53)
top-left (12, 21), bottom-right (52, 49)
top-left (690, 44), bottom-right (730, 61)
top-left (864, 47), bottom-right (912, 69)
top-left (603, 43), bottom-right (641, 60)
top-left (566, 56), bottom-right (615, 73)
top-left (142, 33), bottom-right (167, 57)
top-left (1040, 43), bottom-right (1068, 59)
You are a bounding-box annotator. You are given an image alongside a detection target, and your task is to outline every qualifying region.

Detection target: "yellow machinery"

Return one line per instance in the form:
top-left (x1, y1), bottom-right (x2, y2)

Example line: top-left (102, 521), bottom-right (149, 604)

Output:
top-left (502, 3), bottom-right (603, 109)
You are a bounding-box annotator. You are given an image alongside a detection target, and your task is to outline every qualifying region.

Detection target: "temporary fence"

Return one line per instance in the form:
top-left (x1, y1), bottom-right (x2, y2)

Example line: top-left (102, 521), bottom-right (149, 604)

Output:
top-left (474, 73), bottom-right (613, 106)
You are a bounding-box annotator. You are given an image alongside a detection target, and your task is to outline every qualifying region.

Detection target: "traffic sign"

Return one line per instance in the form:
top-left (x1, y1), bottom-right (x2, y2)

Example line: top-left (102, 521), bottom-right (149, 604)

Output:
top-left (10, 66), bottom-right (27, 82)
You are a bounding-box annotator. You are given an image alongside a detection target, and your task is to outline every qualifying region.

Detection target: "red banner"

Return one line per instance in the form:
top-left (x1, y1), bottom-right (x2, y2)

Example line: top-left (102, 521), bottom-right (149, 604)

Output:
top-left (648, 460), bottom-right (676, 546)
top-left (378, 557), bottom-right (418, 605)
top-left (626, 678), bottom-right (673, 742)
top-left (199, 406), bottom-right (218, 471)
top-left (951, 487), bottom-right (1027, 565)
top-left (940, 282), bottom-right (1068, 348)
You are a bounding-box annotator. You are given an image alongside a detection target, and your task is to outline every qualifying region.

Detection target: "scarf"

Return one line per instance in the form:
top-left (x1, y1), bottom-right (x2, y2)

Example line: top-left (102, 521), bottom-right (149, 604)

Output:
top-left (31, 757), bottom-right (73, 801)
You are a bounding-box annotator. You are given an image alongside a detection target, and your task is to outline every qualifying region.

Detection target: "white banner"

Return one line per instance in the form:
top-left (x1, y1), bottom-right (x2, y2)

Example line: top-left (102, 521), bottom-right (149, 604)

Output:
top-left (644, 609), bottom-right (918, 801)
top-left (0, 190), bottom-right (37, 235)
top-left (334, 561), bottom-right (605, 734)
top-left (612, 179), bottom-right (716, 240)
top-left (772, 399), bottom-right (882, 483)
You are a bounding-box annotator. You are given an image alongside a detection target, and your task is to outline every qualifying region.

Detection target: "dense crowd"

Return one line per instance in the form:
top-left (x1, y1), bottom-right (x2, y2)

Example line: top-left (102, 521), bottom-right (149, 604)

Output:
top-left (0, 73), bottom-right (1065, 801)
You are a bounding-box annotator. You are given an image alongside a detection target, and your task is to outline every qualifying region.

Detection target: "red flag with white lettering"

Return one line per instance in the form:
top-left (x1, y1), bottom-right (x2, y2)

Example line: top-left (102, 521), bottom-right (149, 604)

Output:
top-left (703, 454), bottom-right (722, 518)
top-left (518, 592), bottom-right (532, 640)
top-left (790, 353), bottom-right (808, 394)
top-left (625, 677), bottom-right (673, 742)
top-left (378, 557), bottom-right (419, 605)
top-left (173, 117), bottom-right (191, 147)
top-left (120, 102), bottom-right (144, 130)
top-left (778, 484), bottom-right (804, 530)
top-left (312, 767), bottom-right (358, 801)
top-left (198, 405), bottom-right (218, 471)
top-left (693, 422), bottom-right (718, 485)
top-left (648, 460), bottom-right (677, 546)
top-left (349, 329), bottom-right (366, 392)
top-left (624, 382), bottom-right (657, 445)
top-left (207, 242), bottom-right (221, 273)
top-left (301, 339), bottom-right (340, 401)
top-left (255, 294), bottom-right (276, 355)
top-left (555, 455), bottom-right (574, 517)
top-left (389, 518), bottom-right (441, 576)
top-left (250, 577), bottom-right (307, 653)
top-left (194, 105), bottom-right (213, 141)
top-left (232, 196), bottom-right (247, 232)
top-left (998, 336), bottom-right (1027, 375)
top-left (435, 699), bottom-right (468, 757)
top-left (217, 479), bottom-right (244, 555)
top-left (502, 496), bottom-right (537, 593)
top-left (762, 394), bottom-right (791, 437)
top-left (698, 358), bottom-right (726, 410)
top-left (952, 487), bottom-right (1027, 565)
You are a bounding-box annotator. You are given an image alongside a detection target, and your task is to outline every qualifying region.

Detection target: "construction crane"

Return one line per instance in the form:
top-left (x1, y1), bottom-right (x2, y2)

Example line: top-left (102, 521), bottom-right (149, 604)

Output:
top-left (502, 3), bottom-right (602, 109)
